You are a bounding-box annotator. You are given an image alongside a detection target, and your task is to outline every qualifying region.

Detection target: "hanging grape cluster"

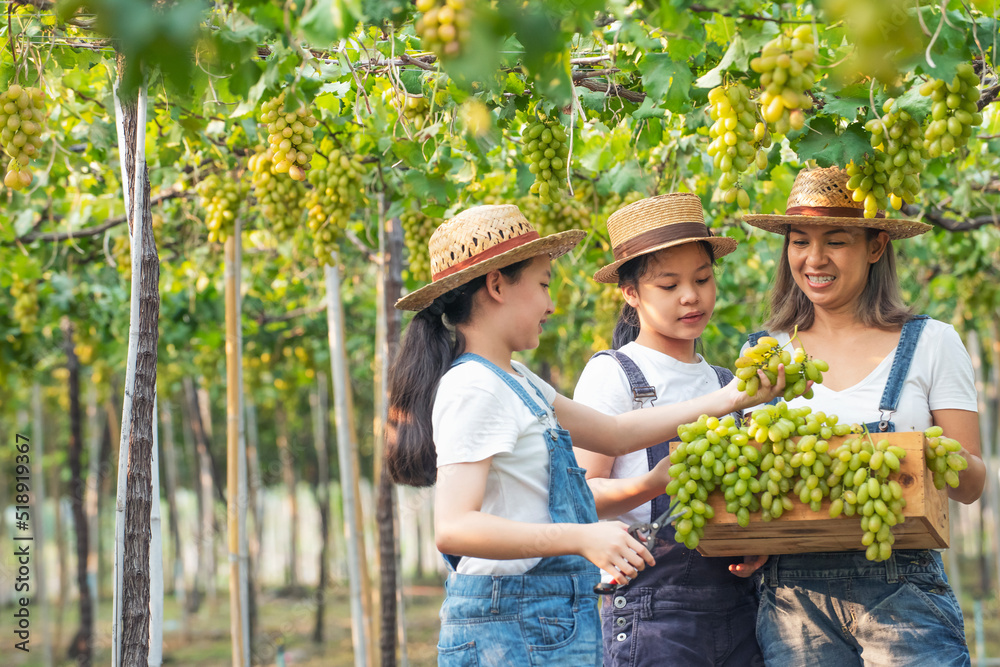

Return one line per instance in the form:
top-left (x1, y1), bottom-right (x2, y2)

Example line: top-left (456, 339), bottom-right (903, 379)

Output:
top-left (248, 149), bottom-right (306, 238)
top-left (920, 63), bottom-right (983, 158)
top-left (259, 91), bottom-right (319, 182)
top-left (305, 148), bottom-right (368, 266)
top-left (388, 90), bottom-right (431, 131)
top-left (735, 334), bottom-right (827, 401)
top-left (196, 172), bottom-right (247, 244)
top-left (848, 99), bottom-right (925, 213)
top-left (521, 115), bottom-right (569, 205)
top-left (401, 209), bottom-right (437, 281)
top-left (518, 194), bottom-right (590, 236)
top-left (707, 82), bottom-right (769, 208)
top-left (923, 425), bottom-right (969, 490)
top-left (415, 0), bottom-right (471, 58)
top-left (751, 25), bottom-right (818, 135)
top-left (0, 84), bottom-right (46, 191)
top-left (10, 276), bottom-right (39, 333)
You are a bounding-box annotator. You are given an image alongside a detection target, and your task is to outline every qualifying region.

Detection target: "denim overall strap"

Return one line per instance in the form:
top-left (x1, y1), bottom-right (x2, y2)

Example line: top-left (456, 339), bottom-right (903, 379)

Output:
top-left (591, 349), bottom-right (657, 409)
top-left (866, 315), bottom-right (930, 433)
top-left (452, 353), bottom-right (551, 424)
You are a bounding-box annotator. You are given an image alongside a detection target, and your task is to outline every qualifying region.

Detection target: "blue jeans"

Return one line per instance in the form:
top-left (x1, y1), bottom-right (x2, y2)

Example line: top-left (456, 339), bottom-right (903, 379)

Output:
top-left (437, 571), bottom-right (602, 666)
top-left (756, 550), bottom-right (970, 666)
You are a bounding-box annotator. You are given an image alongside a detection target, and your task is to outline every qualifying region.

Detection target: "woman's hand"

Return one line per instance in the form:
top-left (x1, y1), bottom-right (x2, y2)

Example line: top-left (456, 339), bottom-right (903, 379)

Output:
top-left (572, 522), bottom-right (655, 585)
top-left (729, 554), bottom-right (768, 578)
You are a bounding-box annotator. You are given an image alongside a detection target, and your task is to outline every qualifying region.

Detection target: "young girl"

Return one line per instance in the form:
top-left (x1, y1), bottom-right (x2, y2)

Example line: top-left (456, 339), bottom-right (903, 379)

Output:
top-left (743, 166), bottom-right (985, 666)
top-left (573, 193), bottom-right (764, 667)
top-left (386, 204), bottom-right (785, 666)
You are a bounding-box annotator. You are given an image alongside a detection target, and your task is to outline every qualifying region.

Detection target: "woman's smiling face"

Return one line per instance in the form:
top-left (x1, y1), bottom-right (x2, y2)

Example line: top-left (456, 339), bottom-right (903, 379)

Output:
top-left (786, 224), bottom-right (889, 312)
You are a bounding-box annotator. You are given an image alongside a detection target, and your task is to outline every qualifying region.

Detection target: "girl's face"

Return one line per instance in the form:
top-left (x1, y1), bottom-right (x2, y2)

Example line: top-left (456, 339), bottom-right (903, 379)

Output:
top-left (786, 225), bottom-right (888, 313)
top-left (623, 243), bottom-right (716, 360)
top-left (500, 254), bottom-right (555, 352)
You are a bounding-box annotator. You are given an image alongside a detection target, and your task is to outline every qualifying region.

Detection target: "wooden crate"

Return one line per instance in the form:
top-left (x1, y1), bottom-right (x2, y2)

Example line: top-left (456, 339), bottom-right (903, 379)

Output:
top-left (676, 431), bottom-right (949, 557)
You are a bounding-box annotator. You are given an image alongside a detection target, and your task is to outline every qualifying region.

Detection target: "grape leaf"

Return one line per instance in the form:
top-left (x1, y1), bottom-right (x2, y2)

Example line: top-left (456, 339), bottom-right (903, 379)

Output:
top-left (637, 53), bottom-right (694, 112)
top-left (794, 118), bottom-right (871, 168)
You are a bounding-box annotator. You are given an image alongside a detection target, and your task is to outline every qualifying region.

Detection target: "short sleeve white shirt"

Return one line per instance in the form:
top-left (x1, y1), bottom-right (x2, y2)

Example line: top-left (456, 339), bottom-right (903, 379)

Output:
top-left (573, 342), bottom-right (728, 526)
top-left (747, 319), bottom-right (978, 429)
top-left (432, 358), bottom-right (558, 575)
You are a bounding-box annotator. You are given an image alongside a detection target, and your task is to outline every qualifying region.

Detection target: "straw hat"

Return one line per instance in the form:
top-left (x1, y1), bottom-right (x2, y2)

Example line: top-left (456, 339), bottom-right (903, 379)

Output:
top-left (743, 166), bottom-right (932, 239)
top-left (395, 204), bottom-right (585, 311)
top-left (594, 193), bottom-right (738, 284)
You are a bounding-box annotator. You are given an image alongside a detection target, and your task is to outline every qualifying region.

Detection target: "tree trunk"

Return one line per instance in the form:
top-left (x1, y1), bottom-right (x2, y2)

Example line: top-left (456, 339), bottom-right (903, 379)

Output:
top-left (375, 205), bottom-right (406, 666)
top-left (184, 376), bottom-right (218, 608)
top-left (84, 375), bottom-right (103, 645)
top-left (275, 404), bottom-right (299, 589)
top-left (149, 394), bottom-right (164, 667)
top-left (64, 319), bottom-right (93, 667)
top-left (32, 383), bottom-right (54, 667)
top-left (325, 259), bottom-right (370, 667)
top-left (224, 226), bottom-right (250, 667)
top-left (311, 373), bottom-right (331, 644)
top-left (110, 52), bottom-right (160, 667)
top-left (178, 378), bottom-right (204, 620)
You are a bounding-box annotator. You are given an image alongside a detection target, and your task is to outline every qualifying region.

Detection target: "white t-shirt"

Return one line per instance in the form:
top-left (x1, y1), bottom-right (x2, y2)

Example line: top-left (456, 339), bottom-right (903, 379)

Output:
top-left (573, 342), bottom-right (728, 526)
top-left (744, 319), bottom-right (978, 429)
top-left (433, 358), bottom-right (558, 575)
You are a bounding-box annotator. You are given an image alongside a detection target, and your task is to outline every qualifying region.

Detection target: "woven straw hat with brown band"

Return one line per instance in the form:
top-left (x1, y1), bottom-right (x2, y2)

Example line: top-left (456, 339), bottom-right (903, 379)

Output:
top-left (394, 204), bottom-right (585, 312)
top-left (594, 193), bottom-right (738, 284)
top-left (743, 166), bottom-right (932, 239)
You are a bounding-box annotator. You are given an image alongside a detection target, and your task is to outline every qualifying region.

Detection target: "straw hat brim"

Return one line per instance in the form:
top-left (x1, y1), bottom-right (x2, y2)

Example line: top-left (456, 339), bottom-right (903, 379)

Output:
top-left (395, 229), bottom-right (586, 311)
top-left (593, 236), bottom-right (738, 284)
top-left (742, 214), bottom-right (932, 240)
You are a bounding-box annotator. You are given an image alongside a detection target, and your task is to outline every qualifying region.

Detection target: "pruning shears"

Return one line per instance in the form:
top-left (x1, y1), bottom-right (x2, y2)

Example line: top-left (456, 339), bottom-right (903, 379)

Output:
top-left (593, 500), bottom-right (685, 595)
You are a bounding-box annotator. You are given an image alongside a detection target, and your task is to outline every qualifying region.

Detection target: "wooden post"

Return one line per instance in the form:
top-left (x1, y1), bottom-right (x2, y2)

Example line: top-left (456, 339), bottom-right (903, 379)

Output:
top-left (325, 259), bottom-right (369, 667)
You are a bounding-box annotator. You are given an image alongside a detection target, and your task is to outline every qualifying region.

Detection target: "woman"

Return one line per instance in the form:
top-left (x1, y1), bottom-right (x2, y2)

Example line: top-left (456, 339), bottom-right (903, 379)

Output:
top-left (743, 166), bottom-right (985, 666)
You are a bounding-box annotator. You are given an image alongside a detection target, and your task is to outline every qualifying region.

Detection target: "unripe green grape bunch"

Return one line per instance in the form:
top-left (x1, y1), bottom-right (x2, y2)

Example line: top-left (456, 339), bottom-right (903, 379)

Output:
top-left (665, 415), bottom-right (728, 549)
top-left (923, 425), bottom-right (968, 490)
top-left (402, 209), bottom-right (437, 281)
top-left (10, 276), bottom-right (39, 333)
top-left (387, 90), bottom-right (431, 131)
top-left (518, 194), bottom-right (589, 236)
top-left (415, 0), bottom-right (471, 59)
top-left (751, 25), bottom-right (817, 135)
top-left (850, 98), bottom-right (925, 214)
top-left (920, 63), bottom-right (983, 158)
top-left (0, 84), bottom-right (46, 191)
top-left (735, 335), bottom-right (828, 401)
top-left (825, 433), bottom-right (908, 562)
top-left (259, 91), bottom-right (319, 182)
top-left (306, 149), bottom-right (368, 266)
top-left (248, 148), bottom-right (306, 238)
top-left (707, 82), bottom-right (769, 209)
top-left (521, 116), bottom-right (569, 206)
top-left (196, 173), bottom-right (247, 244)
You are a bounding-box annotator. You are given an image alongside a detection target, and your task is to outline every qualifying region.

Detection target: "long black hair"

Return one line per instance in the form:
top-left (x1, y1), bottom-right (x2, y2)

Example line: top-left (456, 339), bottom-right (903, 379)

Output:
top-left (611, 241), bottom-right (717, 349)
top-left (386, 259), bottom-right (530, 487)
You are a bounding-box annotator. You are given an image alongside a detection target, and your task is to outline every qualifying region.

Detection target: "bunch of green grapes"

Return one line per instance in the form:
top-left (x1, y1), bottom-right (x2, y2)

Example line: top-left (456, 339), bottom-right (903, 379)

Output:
top-left (259, 91), bottom-right (319, 182)
top-left (388, 90), bottom-right (431, 131)
top-left (0, 84), bottom-right (46, 191)
top-left (735, 335), bottom-right (828, 400)
top-left (415, 0), bottom-right (471, 58)
top-left (665, 415), bottom-right (727, 549)
top-left (923, 425), bottom-right (968, 490)
top-left (920, 63), bottom-right (983, 158)
top-left (10, 277), bottom-right (39, 333)
top-left (827, 433), bottom-right (907, 561)
top-left (716, 418), bottom-right (762, 527)
top-left (854, 98), bottom-right (924, 211)
top-left (751, 25), bottom-right (818, 135)
top-left (706, 82), bottom-right (768, 208)
top-left (305, 149), bottom-right (368, 266)
top-left (248, 148), bottom-right (306, 238)
top-left (196, 173), bottom-right (247, 244)
top-left (401, 209), bottom-right (437, 281)
top-left (519, 194), bottom-right (589, 236)
top-left (521, 116), bottom-right (569, 205)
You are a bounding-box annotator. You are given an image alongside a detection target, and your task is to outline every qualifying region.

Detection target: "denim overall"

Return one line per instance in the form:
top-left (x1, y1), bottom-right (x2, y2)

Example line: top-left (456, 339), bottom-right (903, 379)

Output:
top-left (593, 350), bottom-right (763, 667)
top-left (436, 353), bottom-right (602, 667)
top-left (751, 316), bottom-right (970, 666)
